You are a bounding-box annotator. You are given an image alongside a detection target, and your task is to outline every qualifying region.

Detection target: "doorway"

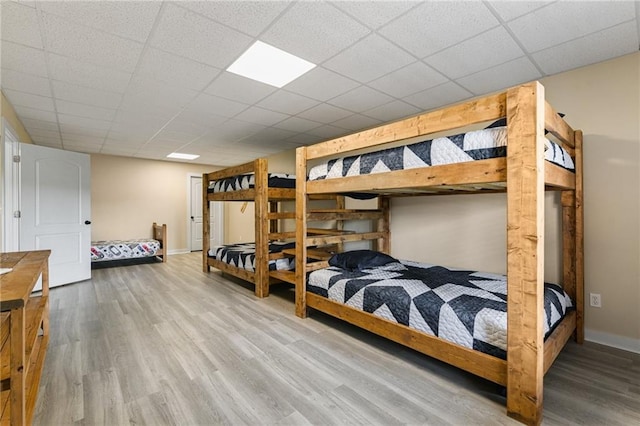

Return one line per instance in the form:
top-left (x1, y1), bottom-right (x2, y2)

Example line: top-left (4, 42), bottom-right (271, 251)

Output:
top-left (188, 174), bottom-right (223, 252)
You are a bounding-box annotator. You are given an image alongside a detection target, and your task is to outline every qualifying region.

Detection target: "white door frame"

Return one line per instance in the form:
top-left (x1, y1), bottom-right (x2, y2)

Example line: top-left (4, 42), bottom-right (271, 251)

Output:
top-left (187, 173), bottom-right (223, 251)
top-left (2, 119), bottom-right (21, 252)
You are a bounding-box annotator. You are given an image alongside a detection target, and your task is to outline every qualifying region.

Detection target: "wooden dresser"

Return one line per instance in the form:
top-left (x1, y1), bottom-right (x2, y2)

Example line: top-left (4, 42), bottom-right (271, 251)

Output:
top-left (0, 250), bottom-right (51, 426)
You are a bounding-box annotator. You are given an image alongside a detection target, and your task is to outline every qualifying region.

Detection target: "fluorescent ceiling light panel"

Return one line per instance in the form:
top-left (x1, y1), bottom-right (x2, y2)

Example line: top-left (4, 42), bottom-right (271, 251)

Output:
top-left (227, 41), bottom-right (316, 88)
top-left (167, 152), bottom-right (200, 160)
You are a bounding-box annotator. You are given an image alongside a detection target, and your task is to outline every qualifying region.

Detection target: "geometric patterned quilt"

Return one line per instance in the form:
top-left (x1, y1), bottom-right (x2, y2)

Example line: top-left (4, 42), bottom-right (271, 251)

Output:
top-left (308, 259), bottom-right (573, 359)
top-left (91, 239), bottom-right (161, 262)
top-left (208, 173), bottom-right (295, 193)
top-left (208, 241), bottom-right (295, 272)
top-left (308, 126), bottom-right (575, 182)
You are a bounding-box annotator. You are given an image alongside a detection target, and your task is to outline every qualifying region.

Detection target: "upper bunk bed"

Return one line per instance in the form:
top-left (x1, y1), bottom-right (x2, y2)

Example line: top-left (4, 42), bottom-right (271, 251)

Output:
top-left (294, 81), bottom-right (583, 425)
top-left (203, 158), bottom-right (297, 297)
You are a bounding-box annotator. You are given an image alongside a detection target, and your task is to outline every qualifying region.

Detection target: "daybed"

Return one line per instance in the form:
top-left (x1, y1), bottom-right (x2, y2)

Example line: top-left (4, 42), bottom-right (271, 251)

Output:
top-left (91, 222), bottom-right (167, 268)
top-left (294, 81), bottom-right (583, 425)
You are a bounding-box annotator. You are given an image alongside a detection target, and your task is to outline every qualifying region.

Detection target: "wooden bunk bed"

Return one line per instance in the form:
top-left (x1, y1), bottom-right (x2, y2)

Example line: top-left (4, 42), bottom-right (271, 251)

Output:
top-left (294, 81), bottom-right (583, 425)
top-left (202, 158), bottom-right (298, 297)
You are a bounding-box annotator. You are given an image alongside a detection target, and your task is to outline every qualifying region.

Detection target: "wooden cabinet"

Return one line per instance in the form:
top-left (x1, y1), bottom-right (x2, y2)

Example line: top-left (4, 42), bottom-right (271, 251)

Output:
top-left (0, 251), bottom-right (51, 426)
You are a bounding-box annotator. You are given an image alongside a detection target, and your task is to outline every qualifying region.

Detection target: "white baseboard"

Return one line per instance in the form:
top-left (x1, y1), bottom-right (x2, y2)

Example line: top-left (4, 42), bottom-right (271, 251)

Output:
top-left (585, 328), bottom-right (640, 354)
top-left (167, 248), bottom-right (190, 255)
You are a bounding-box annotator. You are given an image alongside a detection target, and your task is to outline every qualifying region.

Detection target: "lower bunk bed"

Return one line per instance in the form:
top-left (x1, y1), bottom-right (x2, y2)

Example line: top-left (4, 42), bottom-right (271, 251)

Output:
top-left (306, 251), bottom-right (575, 366)
top-left (91, 222), bottom-right (167, 269)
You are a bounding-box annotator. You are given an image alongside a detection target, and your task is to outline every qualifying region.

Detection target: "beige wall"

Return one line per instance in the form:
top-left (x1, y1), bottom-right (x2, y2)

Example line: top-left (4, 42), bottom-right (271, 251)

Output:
top-left (1, 91), bottom-right (33, 144)
top-left (391, 52), bottom-right (639, 348)
top-left (91, 154), bottom-right (219, 252)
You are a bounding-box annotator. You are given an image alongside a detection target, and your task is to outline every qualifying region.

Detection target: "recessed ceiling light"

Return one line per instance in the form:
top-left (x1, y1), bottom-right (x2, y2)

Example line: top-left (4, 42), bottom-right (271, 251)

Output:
top-left (227, 40), bottom-right (316, 88)
top-left (167, 152), bottom-right (200, 160)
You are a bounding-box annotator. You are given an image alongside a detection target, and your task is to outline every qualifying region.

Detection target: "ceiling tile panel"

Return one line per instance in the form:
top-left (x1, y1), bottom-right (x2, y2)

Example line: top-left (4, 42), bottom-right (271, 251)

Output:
top-left (205, 72), bottom-right (276, 104)
top-left (257, 90), bottom-right (319, 115)
top-left (203, 119), bottom-right (266, 143)
top-left (508, 1), bottom-right (636, 52)
top-left (57, 114), bottom-right (111, 131)
top-left (120, 77), bottom-right (198, 116)
top-left (306, 124), bottom-right (350, 140)
top-left (55, 100), bottom-right (116, 121)
top-left (332, 114), bottom-right (382, 132)
top-left (378, 1), bottom-right (499, 58)
top-left (261, 1), bottom-right (370, 63)
top-left (0, 68), bottom-right (52, 97)
top-left (368, 61), bottom-right (447, 98)
top-left (2, 68), bottom-right (52, 97)
top-left (284, 66), bottom-right (360, 102)
top-left (51, 80), bottom-right (123, 109)
top-left (0, 1), bottom-right (43, 48)
top-left (184, 93), bottom-right (249, 120)
top-left (40, 12), bottom-right (144, 73)
top-left (37, 0), bottom-right (161, 42)
top-left (27, 128), bottom-right (61, 140)
top-left (135, 48), bottom-right (221, 92)
top-left (363, 100), bottom-right (422, 122)
top-left (179, 1), bottom-right (291, 37)
top-left (149, 3), bottom-right (253, 69)
top-left (234, 106), bottom-right (289, 127)
top-left (487, 1), bottom-right (553, 22)
top-left (273, 116), bottom-right (323, 133)
top-left (297, 103), bottom-right (354, 123)
top-left (328, 86), bottom-right (394, 113)
top-left (456, 56), bottom-right (541, 95)
top-left (404, 81), bottom-right (472, 112)
top-left (532, 21), bottom-right (639, 76)
top-left (331, 1), bottom-right (420, 29)
top-left (47, 53), bottom-right (132, 93)
top-left (14, 105), bottom-right (57, 122)
top-left (2, 89), bottom-right (55, 111)
top-left (425, 26), bottom-right (525, 80)
top-left (60, 124), bottom-right (109, 138)
top-left (1, 41), bottom-right (48, 77)
top-left (172, 109), bottom-right (229, 129)
top-left (324, 33), bottom-right (416, 83)
top-left (21, 118), bottom-right (59, 132)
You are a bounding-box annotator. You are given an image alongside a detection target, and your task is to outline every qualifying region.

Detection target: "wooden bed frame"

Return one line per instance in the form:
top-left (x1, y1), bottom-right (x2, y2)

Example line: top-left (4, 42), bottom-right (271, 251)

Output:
top-left (152, 222), bottom-right (167, 263)
top-left (294, 82), bottom-right (583, 425)
top-left (202, 158), bottom-right (297, 297)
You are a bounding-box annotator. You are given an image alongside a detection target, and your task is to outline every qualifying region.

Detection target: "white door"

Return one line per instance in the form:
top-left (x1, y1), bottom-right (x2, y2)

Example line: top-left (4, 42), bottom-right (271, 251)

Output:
top-left (20, 143), bottom-right (91, 288)
top-left (190, 175), bottom-right (203, 251)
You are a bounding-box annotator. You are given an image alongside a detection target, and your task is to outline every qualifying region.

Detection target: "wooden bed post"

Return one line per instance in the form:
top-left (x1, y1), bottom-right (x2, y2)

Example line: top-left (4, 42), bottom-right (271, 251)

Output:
top-left (295, 147), bottom-right (308, 318)
top-left (335, 195), bottom-right (345, 253)
top-left (202, 173), bottom-right (210, 272)
top-left (376, 196), bottom-right (390, 254)
top-left (269, 201), bottom-right (279, 234)
top-left (506, 82), bottom-right (545, 426)
top-left (254, 159), bottom-right (269, 297)
top-left (574, 131), bottom-right (584, 343)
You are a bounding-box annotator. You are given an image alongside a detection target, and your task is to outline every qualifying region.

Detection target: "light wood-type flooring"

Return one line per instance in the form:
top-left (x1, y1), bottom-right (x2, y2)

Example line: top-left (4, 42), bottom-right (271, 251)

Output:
top-left (34, 253), bottom-right (640, 425)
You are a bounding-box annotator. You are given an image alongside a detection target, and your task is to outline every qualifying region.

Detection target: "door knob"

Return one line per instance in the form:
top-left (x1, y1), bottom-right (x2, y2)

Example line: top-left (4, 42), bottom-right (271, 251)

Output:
top-left (84, 220), bottom-right (91, 225)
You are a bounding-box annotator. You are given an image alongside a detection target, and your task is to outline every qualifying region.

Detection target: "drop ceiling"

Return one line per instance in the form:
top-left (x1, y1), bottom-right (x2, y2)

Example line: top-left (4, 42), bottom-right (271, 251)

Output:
top-left (1, 1), bottom-right (638, 166)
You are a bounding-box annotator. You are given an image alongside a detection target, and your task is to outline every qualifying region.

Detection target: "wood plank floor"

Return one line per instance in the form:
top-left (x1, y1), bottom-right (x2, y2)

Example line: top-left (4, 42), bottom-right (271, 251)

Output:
top-left (34, 253), bottom-right (639, 425)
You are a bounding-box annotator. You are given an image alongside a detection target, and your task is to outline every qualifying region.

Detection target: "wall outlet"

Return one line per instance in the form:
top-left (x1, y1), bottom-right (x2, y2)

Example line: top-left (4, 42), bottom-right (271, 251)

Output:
top-left (589, 293), bottom-right (602, 308)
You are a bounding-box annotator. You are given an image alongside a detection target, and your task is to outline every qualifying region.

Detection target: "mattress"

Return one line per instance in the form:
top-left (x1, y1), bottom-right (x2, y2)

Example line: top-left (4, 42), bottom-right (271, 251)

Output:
top-left (208, 241), bottom-right (295, 272)
top-left (208, 173), bottom-right (295, 193)
top-left (308, 127), bottom-right (575, 182)
top-left (91, 239), bottom-right (161, 262)
top-left (307, 259), bottom-right (573, 359)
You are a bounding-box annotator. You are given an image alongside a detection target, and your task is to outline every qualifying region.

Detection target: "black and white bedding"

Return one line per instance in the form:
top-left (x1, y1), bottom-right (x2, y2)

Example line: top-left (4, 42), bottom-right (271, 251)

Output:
top-left (308, 127), bottom-right (575, 182)
top-left (208, 173), bottom-right (295, 193)
top-left (91, 239), bottom-right (161, 262)
top-left (308, 259), bottom-right (573, 359)
top-left (208, 241), bottom-right (295, 272)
